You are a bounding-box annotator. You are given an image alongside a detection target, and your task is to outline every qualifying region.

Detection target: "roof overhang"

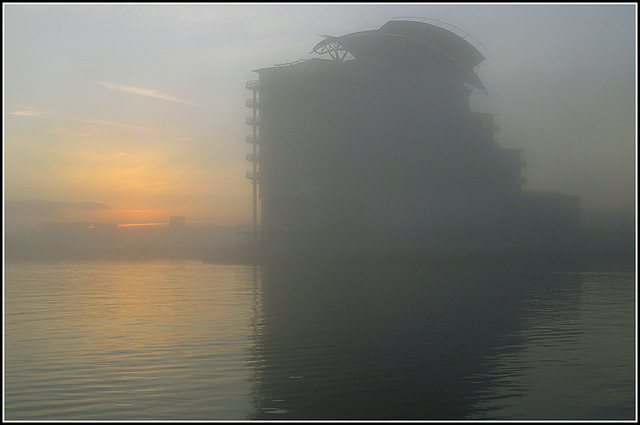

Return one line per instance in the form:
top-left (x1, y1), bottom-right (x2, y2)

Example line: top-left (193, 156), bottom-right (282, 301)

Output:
top-left (311, 19), bottom-right (488, 94)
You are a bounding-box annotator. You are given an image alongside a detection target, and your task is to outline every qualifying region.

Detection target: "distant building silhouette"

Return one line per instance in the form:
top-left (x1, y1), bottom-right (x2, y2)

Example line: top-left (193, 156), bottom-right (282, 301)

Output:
top-left (246, 18), bottom-right (582, 261)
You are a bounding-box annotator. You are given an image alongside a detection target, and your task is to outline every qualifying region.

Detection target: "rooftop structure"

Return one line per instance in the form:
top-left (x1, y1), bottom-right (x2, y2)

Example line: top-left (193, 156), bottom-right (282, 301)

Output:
top-left (311, 17), bottom-right (489, 92)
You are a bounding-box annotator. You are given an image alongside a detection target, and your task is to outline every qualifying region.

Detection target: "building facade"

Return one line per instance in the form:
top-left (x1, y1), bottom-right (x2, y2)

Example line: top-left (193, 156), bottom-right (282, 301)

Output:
top-left (247, 18), bottom-right (580, 260)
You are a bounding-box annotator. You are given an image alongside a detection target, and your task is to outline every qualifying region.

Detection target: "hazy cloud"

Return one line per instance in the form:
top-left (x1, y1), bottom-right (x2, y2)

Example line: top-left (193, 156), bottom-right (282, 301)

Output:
top-left (78, 117), bottom-right (163, 134)
top-left (98, 81), bottom-right (197, 106)
top-left (9, 107), bottom-right (46, 117)
top-left (10, 110), bottom-right (40, 117)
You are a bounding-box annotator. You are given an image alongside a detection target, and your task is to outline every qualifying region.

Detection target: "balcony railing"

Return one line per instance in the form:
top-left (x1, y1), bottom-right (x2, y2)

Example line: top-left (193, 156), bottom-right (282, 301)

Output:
top-left (246, 152), bottom-right (260, 162)
top-left (246, 98), bottom-right (260, 108)
top-left (246, 80), bottom-right (260, 90)
top-left (246, 116), bottom-right (260, 126)
top-left (246, 135), bottom-right (259, 145)
top-left (246, 171), bottom-right (260, 181)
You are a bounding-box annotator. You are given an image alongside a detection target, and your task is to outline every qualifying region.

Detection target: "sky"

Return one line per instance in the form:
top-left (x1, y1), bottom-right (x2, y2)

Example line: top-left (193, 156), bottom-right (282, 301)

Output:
top-left (3, 3), bottom-right (637, 231)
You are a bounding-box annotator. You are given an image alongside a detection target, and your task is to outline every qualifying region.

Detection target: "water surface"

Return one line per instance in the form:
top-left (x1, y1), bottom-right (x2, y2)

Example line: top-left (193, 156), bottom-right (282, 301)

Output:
top-left (4, 260), bottom-right (636, 420)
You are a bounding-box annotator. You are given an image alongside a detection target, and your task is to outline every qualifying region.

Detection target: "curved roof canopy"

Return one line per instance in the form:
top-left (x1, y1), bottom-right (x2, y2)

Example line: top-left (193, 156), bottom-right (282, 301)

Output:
top-left (312, 18), bottom-right (489, 94)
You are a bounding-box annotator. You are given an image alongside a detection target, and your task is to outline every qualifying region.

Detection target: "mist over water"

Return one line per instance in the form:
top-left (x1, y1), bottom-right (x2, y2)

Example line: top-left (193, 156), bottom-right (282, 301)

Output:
top-left (4, 260), bottom-right (635, 420)
top-left (3, 5), bottom-right (636, 421)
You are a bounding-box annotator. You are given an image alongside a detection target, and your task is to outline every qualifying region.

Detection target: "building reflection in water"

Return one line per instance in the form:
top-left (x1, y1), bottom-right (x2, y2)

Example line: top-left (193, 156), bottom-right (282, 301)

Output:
top-left (246, 260), bottom-right (580, 420)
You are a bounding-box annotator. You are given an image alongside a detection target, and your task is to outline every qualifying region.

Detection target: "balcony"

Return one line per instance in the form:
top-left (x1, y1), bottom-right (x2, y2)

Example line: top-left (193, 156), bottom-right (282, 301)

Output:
top-left (246, 116), bottom-right (260, 126)
top-left (246, 98), bottom-right (260, 108)
top-left (246, 171), bottom-right (260, 181)
top-left (246, 135), bottom-right (259, 145)
top-left (246, 152), bottom-right (260, 162)
top-left (246, 80), bottom-right (260, 90)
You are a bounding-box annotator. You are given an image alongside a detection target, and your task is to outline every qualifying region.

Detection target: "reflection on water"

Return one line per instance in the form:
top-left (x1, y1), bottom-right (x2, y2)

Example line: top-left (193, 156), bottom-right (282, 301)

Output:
top-left (5, 261), bottom-right (258, 420)
top-left (250, 262), bottom-right (636, 420)
top-left (468, 269), bottom-right (636, 420)
top-left (4, 260), bottom-right (636, 420)
top-left (250, 261), bottom-right (617, 420)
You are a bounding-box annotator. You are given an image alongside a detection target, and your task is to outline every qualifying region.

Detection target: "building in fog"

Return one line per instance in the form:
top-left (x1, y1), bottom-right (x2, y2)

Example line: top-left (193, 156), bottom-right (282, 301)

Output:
top-left (246, 18), bottom-right (581, 260)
